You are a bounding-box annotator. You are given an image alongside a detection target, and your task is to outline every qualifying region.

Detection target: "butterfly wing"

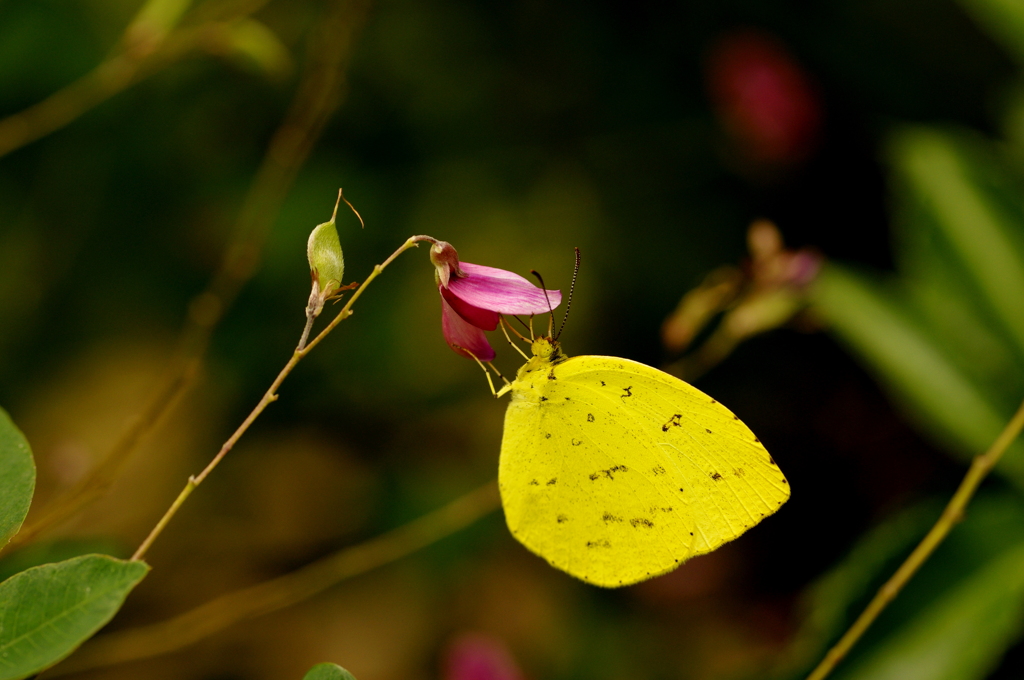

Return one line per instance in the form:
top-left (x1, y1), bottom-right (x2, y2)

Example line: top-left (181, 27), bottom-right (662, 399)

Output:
top-left (499, 354), bottom-right (789, 588)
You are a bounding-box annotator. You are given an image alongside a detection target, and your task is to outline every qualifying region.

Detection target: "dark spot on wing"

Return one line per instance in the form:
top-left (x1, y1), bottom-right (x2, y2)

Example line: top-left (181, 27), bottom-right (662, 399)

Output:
top-left (529, 479), bottom-right (540, 486)
top-left (565, 397), bottom-right (570, 401)
top-left (679, 487), bottom-right (684, 493)
top-left (630, 518), bottom-right (654, 528)
top-left (652, 465), bottom-right (666, 476)
top-left (710, 398), bottom-right (717, 404)
top-left (590, 465), bottom-right (628, 481)
top-left (548, 371), bottom-right (557, 380)
top-left (540, 396), bottom-right (548, 401)
top-left (733, 415), bottom-right (739, 420)
top-left (754, 438), bottom-right (760, 443)
top-left (661, 414), bottom-right (682, 431)
top-left (547, 478), bottom-right (557, 486)
top-left (689, 532), bottom-right (694, 536)
top-left (769, 456), bottom-right (777, 465)
top-left (600, 380), bottom-right (606, 386)
top-left (587, 413), bottom-right (595, 422)
top-left (556, 514), bottom-right (568, 523)
top-left (602, 512), bottom-right (623, 523)
top-left (545, 433), bottom-right (552, 439)
top-left (622, 386), bottom-right (633, 398)
top-left (705, 428), bottom-right (713, 434)
top-left (572, 438), bottom-right (582, 446)
top-left (586, 539), bottom-right (611, 548)
top-left (782, 479), bottom-right (788, 485)
top-left (710, 472), bottom-right (723, 481)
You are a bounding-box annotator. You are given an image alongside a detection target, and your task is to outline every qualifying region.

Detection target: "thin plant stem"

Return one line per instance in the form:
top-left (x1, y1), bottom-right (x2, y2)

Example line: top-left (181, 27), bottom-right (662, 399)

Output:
top-left (10, 0), bottom-right (371, 549)
top-left (52, 481), bottom-right (499, 677)
top-left (805, 396), bottom-right (1024, 680)
top-left (297, 311), bottom-right (317, 352)
top-left (131, 235), bottom-right (435, 562)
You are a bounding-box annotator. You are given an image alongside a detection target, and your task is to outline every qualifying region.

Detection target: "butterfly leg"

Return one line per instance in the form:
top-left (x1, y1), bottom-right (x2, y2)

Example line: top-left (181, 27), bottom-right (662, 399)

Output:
top-left (457, 345), bottom-right (503, 397)
top-left (487, 361), bottom-right (513, 394)
top-left (499, 318), bottom-right (531, 361)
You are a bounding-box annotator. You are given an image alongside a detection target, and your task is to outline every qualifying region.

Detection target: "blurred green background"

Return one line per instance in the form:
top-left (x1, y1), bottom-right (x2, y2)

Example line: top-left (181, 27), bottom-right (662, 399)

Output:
top-left (3, 0), bottom-right (1024, 678)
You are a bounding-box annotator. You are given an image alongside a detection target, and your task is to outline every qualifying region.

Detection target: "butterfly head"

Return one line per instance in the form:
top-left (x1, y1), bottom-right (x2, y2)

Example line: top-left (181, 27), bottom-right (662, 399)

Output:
top-left (530, 337), bottom-right (565, 364)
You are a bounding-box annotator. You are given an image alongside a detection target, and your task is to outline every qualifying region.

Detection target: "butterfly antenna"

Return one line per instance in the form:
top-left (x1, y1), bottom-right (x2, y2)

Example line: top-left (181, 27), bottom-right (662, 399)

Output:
top-left (531, 270), bottom-right (556, 338)
top-left (511, 314), bottom-right (531, 333)
top-left (555, 247), bottom-right (580, 341)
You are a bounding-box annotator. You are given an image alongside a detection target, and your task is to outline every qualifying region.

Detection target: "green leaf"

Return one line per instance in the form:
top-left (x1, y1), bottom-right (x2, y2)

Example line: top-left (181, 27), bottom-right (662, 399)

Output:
top-left (303, 662), bottom-right (358, 680)
top-left (838, 541), bottom-right (1024, 680)
top-left (956, 0), bottom-right (1024, 67)
top-left (0, 554), bottom-right (148, 680)
top-left (892, 128), bottom-right (1024, 360)
top-left (892, 149), bottom-right (1024, 405)
top-left (809, 264), bottom-right (1024, 485)
top-left (0, 406), bottom-right (35, 552)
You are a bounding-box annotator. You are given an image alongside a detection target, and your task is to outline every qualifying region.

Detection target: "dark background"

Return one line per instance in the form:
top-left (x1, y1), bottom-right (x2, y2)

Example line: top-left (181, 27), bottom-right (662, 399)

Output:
top-left (0, 0), bottom-right (1019, 678)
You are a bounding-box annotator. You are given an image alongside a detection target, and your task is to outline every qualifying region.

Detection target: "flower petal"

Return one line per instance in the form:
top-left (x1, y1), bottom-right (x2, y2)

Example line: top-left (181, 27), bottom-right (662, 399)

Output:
top-left (441, 285), bottom-right (501, 330)
top-left (441, 294), bottom-right (496, 361)
top-left (448, 262), bottom-right (562, 316)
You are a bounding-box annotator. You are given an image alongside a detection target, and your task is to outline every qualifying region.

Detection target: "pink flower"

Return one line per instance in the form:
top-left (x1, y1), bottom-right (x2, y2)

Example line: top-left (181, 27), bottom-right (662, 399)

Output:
top-left (430, 241), bottom-right (562, 361)
top-left (707, 30), bottom-right (822, 166)
top-left (444, 633), bottom-right (525, 680)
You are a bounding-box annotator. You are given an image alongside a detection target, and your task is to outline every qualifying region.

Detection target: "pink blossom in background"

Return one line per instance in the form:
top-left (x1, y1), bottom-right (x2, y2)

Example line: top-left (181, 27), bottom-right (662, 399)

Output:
top-left (444, 633), bottom-right (525, 680)
top-left (707, 30), bottom-right (822, 166)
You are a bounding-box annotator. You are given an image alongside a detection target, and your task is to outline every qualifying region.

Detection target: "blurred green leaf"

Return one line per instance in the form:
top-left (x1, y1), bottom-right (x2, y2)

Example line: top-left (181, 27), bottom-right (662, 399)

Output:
top-left (222, 18), bottom-right (293, 81)
top-left (779, 493), bottom-right (1024, 680)
top-left (890, 133), bottom-right (1024, 411)
top-left (0, 406), bottom-right (34, 552)
top-left (775, 501), bottom-right (939, 678)
top-left (0, 554), bottom-right (148, 680)
top-left (837, 541), bottom-right (1024, 680)
top-left (892, 128), bottom-right (1024, 360)
top-left (303, 662), bottom-right (358, 680)
top-left (957, 0), bottom-right (1024, 67)
top-left (810, 264), bottom-right (1024, 484)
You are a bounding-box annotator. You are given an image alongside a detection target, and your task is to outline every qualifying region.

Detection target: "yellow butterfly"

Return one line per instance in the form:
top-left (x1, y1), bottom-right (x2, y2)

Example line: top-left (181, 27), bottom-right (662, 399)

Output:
top-left (497, 336), bottom-right (790, 587)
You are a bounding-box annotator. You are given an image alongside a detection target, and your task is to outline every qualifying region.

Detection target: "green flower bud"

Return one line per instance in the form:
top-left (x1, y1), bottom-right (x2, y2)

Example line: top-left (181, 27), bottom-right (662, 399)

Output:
top-left (306, 191), bottom-right (346, 320)
top-left (308, 194), bottom-right (345, 287)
